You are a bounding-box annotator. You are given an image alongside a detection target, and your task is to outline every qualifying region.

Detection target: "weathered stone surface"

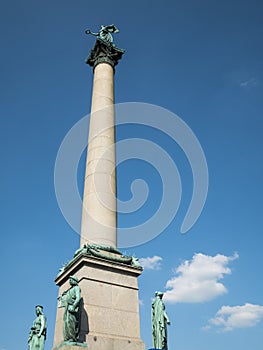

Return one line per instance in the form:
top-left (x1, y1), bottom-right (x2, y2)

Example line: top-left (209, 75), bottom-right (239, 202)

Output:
top-left (80, 62), bottom-right (117, 249)
top-left (87, 334), bottom-right (144, 350)
top-left (54, 342), bottom-right (87, 350)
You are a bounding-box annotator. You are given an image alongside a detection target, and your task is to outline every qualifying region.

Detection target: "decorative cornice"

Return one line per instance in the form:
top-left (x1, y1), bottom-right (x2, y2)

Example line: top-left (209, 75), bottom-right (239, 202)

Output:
top-left (86, 38), bottom-right (125, 70)
top-left (56, 244), bottom-right (142, 282)
top-left (55, 253), bottom-right (143, 286)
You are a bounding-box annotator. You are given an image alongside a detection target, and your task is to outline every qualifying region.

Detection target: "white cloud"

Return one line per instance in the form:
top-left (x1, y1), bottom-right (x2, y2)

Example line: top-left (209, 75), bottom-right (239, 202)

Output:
top-left (139, 299), bottom-right (144, 306)
top-left (240, 77), bottom-right (257, 88)
top-left (163, 252), bottom-right (238, 303)
top-left (139, 256), bottom-right (162, 270)
top-left (207, 303), bottom-right (263, 331)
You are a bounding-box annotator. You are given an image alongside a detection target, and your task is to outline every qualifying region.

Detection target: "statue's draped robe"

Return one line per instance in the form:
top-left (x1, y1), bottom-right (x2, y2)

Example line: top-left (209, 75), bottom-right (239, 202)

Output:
top-left (152, 298), bottom-right (168, 349)
top-left (63, 286), bottom-right (81, 342)
top-left (28, 315), bottom-right (46, 350)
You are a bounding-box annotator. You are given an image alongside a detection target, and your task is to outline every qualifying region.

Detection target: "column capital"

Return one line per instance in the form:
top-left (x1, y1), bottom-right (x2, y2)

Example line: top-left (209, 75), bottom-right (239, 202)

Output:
top-left (86, 38), bottom-right (125, 70)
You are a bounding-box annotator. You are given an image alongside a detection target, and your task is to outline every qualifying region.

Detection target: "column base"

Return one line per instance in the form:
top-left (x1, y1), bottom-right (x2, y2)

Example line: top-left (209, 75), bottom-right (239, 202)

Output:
top-left (53, 254), bottom-right (145, 350)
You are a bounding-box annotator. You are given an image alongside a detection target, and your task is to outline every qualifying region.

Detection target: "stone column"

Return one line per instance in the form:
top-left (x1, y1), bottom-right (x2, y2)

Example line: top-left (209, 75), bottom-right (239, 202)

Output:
top-left (52, 35), bottom-right (145, 350)
top-left (80, 39), bottom-right (124, 248)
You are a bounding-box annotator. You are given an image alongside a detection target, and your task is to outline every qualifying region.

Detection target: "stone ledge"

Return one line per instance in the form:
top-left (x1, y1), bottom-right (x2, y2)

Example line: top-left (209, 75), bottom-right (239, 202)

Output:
top-left (55, 254), bottom-right (142, 286)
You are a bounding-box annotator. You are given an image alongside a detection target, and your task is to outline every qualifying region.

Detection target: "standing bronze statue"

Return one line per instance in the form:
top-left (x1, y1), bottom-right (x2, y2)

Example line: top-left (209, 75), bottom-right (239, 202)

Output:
top-left (58, 275), bottom-right (81, 342)
top-left (152, 291), bottom-right (170, 350)
top-left (28, 305), bottom-right (47, 350)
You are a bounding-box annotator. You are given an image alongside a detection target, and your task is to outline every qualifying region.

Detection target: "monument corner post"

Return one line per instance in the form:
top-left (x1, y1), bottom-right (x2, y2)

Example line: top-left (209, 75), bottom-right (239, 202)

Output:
top-left (52, 28), bottom-right (145, 350)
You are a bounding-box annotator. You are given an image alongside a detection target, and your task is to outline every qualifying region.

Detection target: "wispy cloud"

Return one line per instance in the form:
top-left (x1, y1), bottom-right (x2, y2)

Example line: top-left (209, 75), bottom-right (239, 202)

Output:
top-left (205, 303), bottom-right (263, 332)
top-left (163, 252), bottom-right (238, 303)
top-left (239, 77), bottom-right (257, 88)
top-left (139, 255), bottom-right (163, 270)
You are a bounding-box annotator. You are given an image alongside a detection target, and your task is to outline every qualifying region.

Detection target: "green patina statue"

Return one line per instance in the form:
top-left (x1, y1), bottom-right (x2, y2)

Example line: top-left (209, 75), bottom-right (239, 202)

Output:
top-left (28, 305), bottom-right (47, 350)
top-left (85, 24), bottom-right (119, 46)
top-left (85, 24), bottom-right (124, 68)
top-left (58, 275), bottom-right (81, 342)
top-left (152, 291), bottom-right (170, 350)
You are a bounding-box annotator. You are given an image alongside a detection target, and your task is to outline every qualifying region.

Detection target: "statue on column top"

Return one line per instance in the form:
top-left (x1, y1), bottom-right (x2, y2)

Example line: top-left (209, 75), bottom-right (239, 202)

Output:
top-left (85, 24), bottom-right (119, 46)
top-left (85, 24), bottom-right (124, 68)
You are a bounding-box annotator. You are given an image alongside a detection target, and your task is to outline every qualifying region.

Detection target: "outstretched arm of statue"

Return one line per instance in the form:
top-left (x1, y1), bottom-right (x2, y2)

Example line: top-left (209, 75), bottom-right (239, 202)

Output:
top-left (106, 24), bottom-right (119, 33)
top-left (85, 29), bottom-right (98, 36)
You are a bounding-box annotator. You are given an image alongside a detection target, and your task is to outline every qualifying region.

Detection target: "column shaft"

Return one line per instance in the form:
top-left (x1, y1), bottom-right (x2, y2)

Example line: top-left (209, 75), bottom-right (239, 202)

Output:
top-left (80, 63), bottom-right (117, 248)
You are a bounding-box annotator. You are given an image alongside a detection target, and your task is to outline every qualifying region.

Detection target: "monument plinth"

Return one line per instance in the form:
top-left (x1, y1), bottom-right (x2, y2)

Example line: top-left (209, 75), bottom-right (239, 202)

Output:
top-left (53, 253), bottom-right (144, 350)
top-left (53, 26), bottom-right (145, 350)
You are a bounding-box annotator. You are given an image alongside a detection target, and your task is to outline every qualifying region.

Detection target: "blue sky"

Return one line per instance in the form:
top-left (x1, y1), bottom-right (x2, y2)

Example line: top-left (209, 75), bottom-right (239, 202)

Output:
top-left (1, 0), bottom-right (263, 349)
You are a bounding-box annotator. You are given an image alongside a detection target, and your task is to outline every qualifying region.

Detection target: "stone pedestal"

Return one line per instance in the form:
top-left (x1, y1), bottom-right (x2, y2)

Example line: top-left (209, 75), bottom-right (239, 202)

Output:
top-left (53, 254), bottom-right (145, 350)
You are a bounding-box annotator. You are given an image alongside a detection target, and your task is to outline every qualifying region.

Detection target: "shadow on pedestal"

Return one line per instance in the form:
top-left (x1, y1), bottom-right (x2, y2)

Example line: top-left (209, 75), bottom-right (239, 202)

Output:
top-left (79, 298), bottom-right (89, 343)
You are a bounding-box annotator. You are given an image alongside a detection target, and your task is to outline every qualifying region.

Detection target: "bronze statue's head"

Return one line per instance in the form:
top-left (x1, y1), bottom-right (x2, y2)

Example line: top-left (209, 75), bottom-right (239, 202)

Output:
top-left (69, 275), bottom-right (79, 285)
top-left (156, 291), bottom-right (164, 298)
top-left (35, 305), bottom-right (43, 314)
